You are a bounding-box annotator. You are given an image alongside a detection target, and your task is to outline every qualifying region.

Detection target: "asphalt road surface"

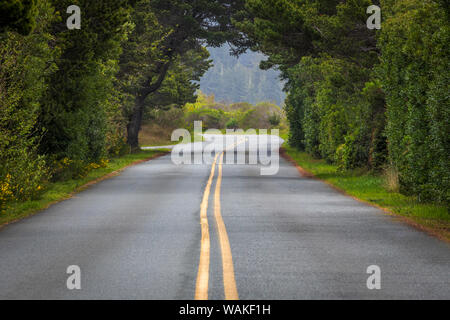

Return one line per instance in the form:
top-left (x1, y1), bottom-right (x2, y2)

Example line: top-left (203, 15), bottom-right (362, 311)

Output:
top-left (0, 135), bottom-right (449, 299)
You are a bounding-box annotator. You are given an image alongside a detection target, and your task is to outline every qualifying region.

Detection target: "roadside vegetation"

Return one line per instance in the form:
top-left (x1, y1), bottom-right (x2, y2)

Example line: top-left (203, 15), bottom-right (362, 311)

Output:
top-left (238, 0), bottom-right (449, 209)
top-left (282, 145), bottom-right (450, 241)
top-left (252, 0), bottom-right (449, 237)
top-left (0, 0), bottom-right (237, 214)
top-left (140, 91), bottom-right (286, 146)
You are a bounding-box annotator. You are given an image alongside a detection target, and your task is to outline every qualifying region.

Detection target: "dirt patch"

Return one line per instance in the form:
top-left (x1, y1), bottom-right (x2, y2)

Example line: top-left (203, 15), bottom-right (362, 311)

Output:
top-left (139, 122), bottom-right (176, 146)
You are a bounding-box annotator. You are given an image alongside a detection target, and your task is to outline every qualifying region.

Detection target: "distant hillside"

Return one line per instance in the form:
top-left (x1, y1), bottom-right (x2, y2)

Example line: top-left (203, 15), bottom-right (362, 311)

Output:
top-left (199, 45), bottom-right (286, 106)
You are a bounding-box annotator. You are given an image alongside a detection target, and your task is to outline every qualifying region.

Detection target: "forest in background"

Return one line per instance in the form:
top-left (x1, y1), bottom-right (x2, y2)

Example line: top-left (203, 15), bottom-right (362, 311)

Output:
top-left (200, 45), bottom-right (285, 105)
top-left (0, 0), bottom-right (449, 212)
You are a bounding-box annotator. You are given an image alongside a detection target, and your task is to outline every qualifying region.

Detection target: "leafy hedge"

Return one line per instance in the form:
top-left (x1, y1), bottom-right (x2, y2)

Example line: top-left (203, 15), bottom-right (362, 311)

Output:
top-left (378, 0), bottom-right (449, 203)
top-left (285, 55), bottom-right (386, 171)
top-left (0, 1), bottom-right (56, 210)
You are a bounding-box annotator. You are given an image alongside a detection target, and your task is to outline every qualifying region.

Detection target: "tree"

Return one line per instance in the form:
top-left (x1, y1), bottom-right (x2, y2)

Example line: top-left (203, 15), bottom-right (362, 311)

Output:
top-left (0, 0), bottom-right (58, 206)
top-left (37, 0), bottom-right (133, 162)
top-left (378, 0), bottom-right (449, 202)
top-left (235, 0), bottom-right (378, 72)
top-left (124, 0), bottom-right (247, 149)
top-left (236, 0), bottom-right (384, 167)
top-left (0, 0), bottom-right (39, 35)
top-left (148, 48), bottom-right (212, 110)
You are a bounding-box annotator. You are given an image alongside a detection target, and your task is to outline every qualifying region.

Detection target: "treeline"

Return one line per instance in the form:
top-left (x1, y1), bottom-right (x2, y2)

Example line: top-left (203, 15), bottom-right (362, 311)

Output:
top-left (0, 0), bottom-right (245, 209)
top-left (235, 0), bottom-right (449, 204)
top-left (200, 45), bottom-right (286, 105)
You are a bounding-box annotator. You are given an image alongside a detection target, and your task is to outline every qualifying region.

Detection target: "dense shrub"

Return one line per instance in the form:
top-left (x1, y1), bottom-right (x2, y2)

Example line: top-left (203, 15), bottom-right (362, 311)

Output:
top-left (285, 55), bottom-right (385, 170)
top-left (0, 1), bottom-right (57, 210)
top-left (51, 157), bottom-right (109, 182)
top-left (0, 0), bottom-right (132, 208)
top-left (37, 0), bottom-right (130, 163)
top-left (378, 0), bottom-right (449, 203)
top-left (184, 107), bottom-right (228, 130)
top-left (226, 118), bottom-right (239, 129)
top-left (268, 113), bottom-right (281, 127)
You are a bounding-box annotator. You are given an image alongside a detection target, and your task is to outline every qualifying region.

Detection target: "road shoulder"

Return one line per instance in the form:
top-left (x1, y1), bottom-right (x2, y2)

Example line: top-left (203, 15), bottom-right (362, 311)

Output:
top-left (0, 150), bottom-right (169, 228)
top-left (280, 147), bottom-right (450, 243)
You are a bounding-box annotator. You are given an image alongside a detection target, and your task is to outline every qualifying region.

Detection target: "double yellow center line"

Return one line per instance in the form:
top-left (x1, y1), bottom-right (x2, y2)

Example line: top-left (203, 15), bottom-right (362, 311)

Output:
top-left (195, 141), bottom-right (244, 300)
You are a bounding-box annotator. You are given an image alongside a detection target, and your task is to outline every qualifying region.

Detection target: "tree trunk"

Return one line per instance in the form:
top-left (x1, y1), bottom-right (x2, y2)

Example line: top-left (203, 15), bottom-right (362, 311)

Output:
top-left (126, 97), bottom-right (145, 152)
top-left (125, 61), bottom-right (173, 151)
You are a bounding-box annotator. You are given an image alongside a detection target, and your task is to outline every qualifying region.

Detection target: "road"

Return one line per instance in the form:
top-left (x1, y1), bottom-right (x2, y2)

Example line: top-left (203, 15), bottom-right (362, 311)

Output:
top-left (0, 135), bottom-right (449, 299)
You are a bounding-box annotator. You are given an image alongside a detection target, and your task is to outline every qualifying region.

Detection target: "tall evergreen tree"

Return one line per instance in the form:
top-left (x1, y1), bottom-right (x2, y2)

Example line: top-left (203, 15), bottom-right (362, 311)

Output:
top-left (38, 0), bottom-right (132, 161)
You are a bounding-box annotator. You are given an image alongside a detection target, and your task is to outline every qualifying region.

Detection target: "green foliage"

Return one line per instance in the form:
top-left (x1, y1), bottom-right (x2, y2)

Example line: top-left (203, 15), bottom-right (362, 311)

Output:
top-left (226, 118), bottom-right (239, 129)
top-left (183, 91), bottom-right (284, 130)
top-left (0, 0), bottom-right (38, 35)
top-left (1, 0), bottom-right (135, 209)
top-left (234, 0), bottom-right (317, 71)
top-left (284, 145), bottom-right (450, 239)
top-left (38, 0), bottom-right (132, 163)
top-left (148, 48), bottom-right (212, 110)
top-left (284, 54), bottom-right (385, 171)
top-left (0, 0), bottom-right (57, 209)
top-left (1, 0), bottom-right (448, 212)
top-left (195, 109), bottom-right (227, 130)
top-left (123, 0), bottom-right (247, 148)
top-left (378, 0), bottom-right (449, 203)
top-left (237, 0), bottom-right (384, 169)
top-left (146, 107), bottom-right (185, 129)
top-left (236, 0), bottom-right (447, 204)
top-left (1, 0), bottom-right (240, 209)
top-left (50, 157), bottom-right (109, 182)
top-left (268, 113), bottom-right (281, 127)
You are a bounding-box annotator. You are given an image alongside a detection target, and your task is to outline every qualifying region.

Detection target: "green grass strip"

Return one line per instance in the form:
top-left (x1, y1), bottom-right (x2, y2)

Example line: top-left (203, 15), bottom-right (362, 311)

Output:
top-left (282, 145), bottom-right (449, 241)
top-left (0, 150), bottom-right (168, 226)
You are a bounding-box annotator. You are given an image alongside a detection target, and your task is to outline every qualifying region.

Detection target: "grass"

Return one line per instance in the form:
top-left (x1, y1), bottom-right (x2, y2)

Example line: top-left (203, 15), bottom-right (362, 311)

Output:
top-left (282, 144), bottom-right (450, 241)
top-left (139, 123), bottom-right (176, 147)
top-left (0, 149), bottom-right (168, 227)
top-left (139, 122), bottom-right (205, 147)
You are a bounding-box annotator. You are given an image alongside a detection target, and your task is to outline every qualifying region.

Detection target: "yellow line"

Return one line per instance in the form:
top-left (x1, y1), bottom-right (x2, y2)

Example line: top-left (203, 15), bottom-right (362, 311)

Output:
top-left (214, 153), bottom-right (239, 300)
top-left (195, 153), bottom-right (220, 300)
top-left (195, 139), bottom-right (244, 300)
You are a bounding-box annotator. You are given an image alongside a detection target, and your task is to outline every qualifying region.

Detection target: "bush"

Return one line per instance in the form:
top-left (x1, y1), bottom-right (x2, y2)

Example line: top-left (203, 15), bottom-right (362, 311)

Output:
top-left (0, 151), bottom-right (49, 211)
top-left (0, 1), bottom-right (57, 211)
top-left (379, 0), bottom-right (449, 203)
top-left (182, 91), bottom-right (284, 131)
top-left (268, 113), bottom-right (281, 126)
top-left (226, 118), bottom-right (238, 129)
top-left (50, 157), bottom-right (109, 182)
top-left (184, 107), bottom-right (228, 130)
